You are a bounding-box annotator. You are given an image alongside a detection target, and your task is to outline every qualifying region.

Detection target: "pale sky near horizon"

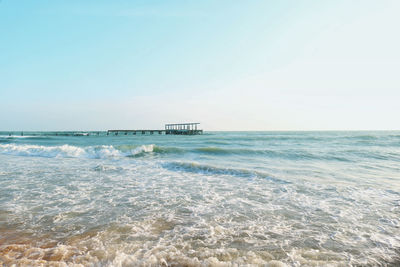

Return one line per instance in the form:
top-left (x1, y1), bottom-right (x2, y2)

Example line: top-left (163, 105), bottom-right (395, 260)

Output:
top-left (1, 0), bottom-right (399, 131)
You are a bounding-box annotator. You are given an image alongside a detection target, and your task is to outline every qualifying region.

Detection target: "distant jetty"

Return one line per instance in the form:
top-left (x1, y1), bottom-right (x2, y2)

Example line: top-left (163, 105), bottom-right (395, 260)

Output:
top-left (2, 123), bottom-right (203, 137)
top-left (108, 123), bottom-right (203, 135)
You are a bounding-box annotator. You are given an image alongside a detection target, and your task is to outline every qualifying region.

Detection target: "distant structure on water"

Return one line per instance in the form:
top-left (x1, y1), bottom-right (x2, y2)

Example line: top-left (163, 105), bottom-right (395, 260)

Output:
top-left (2, 123), bottom-right (203, 137)
top-left (165, 123), bottom-right (202, 135)
top-left (107, 123), bottom-right (203, 136)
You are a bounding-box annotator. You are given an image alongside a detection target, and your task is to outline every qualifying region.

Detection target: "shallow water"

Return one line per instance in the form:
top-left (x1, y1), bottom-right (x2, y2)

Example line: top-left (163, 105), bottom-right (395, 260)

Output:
top-left (0, 131), bottom-right (399, 266)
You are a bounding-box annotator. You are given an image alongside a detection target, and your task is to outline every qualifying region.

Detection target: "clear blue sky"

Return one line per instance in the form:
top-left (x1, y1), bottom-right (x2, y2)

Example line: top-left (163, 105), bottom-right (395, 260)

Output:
top-left (1, 0), bottom-right (399, 130)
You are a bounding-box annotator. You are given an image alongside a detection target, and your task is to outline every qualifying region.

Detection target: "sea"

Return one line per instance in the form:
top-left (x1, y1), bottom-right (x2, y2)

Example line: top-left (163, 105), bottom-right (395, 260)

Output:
top-left (0, 131), bottom-right (399, 266)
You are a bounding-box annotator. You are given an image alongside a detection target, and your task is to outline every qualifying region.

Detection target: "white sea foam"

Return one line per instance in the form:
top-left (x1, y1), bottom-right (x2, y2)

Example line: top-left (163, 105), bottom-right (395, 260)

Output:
top-left (0, 135), bottom-right (40, 138)
top-left (0, 144), bottom-right (154, 159)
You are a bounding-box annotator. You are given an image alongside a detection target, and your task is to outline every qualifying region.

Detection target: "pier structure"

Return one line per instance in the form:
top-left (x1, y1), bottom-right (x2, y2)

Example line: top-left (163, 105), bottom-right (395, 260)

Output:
top-left (2, 123), bottom-right (203, 137)
top-left (107, 129), bottom-right (163, 135)
top-left (107, 123), bottom-right (202, 136)
top-left (165, 123), bottom-right (202, 135)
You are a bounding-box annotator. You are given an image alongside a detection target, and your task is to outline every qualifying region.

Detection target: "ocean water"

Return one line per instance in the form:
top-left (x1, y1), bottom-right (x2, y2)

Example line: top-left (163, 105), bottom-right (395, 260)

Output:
top-left (0, 131), bottom-right (399, 266)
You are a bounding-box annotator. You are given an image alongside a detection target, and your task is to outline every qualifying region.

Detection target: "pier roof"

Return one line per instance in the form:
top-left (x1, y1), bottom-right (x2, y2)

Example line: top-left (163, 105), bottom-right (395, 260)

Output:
top-left (165, 122), bottom-right (200, 126)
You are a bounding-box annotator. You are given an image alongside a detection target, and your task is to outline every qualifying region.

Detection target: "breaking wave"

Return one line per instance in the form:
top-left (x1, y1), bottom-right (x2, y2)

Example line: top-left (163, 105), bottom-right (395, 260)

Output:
top-left (163, 161), bottom-right (289, 184)
top-left (0, 143), bottom-right (358, 162)
top-left (0, 135), bottom-right (53, 140)
top-left (0, 144), bottom-right (155, 159)
top-left (193, 147), bottom-right (355, 162)
top-left (2, 143), bottom-right (391, 163)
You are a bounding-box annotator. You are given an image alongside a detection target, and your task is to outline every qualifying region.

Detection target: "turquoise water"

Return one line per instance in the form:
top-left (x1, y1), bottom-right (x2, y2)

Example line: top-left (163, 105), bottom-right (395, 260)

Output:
top-left (0, 131), bottom-right (399, 266)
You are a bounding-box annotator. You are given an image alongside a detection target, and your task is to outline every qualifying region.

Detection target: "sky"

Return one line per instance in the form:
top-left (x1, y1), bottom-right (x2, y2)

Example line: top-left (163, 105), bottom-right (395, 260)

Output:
top-left (1, 0), bottom-right (399, 131)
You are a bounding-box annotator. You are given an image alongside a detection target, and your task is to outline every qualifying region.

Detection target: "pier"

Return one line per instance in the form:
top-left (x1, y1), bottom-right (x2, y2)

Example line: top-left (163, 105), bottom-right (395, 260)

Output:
top-left (108, 123), bottom-right (203, 136)
top-left (165, 123), bottom-right (202, 135)
top-left (1, 123), bottom-right (203, 137)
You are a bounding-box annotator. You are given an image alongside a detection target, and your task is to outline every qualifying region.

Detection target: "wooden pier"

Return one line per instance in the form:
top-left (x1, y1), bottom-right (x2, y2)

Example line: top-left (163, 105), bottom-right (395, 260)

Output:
top-left (1, 123), bottom-right (203, 137)
top-left (107, 123), bottom-right (203, 136)
top-left (165, 123), bottom-right (202, 135)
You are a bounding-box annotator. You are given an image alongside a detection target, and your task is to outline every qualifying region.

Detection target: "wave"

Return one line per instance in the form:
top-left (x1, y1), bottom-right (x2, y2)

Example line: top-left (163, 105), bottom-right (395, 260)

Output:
top-left (0, 136), bottom-right (55, 144)
top-left (163, 161), bottom-right (289, 184)
top-left (0, 144), bottom-right (155, 159)
top-left (135, 145), bottom-right (329, 160)
top-left (148, 145), bottom-right (298, 157)
top-left (342, 134), bottom-right (379, 140)
top-left (0, 135), bottom-right (53, 139)
top-left (193, 147), bottom-right (353, 162)
top-left (194, 147), bottom-right (280, 156)
top-left (0, 143), bottom-right (356, 162)
top-left (200, 136), bottom-right (325, 143)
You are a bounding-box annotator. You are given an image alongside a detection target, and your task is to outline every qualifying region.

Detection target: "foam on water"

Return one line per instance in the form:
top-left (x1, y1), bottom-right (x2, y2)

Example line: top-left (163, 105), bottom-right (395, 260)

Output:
top-left (0, 143), bottom-right (154, 159)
